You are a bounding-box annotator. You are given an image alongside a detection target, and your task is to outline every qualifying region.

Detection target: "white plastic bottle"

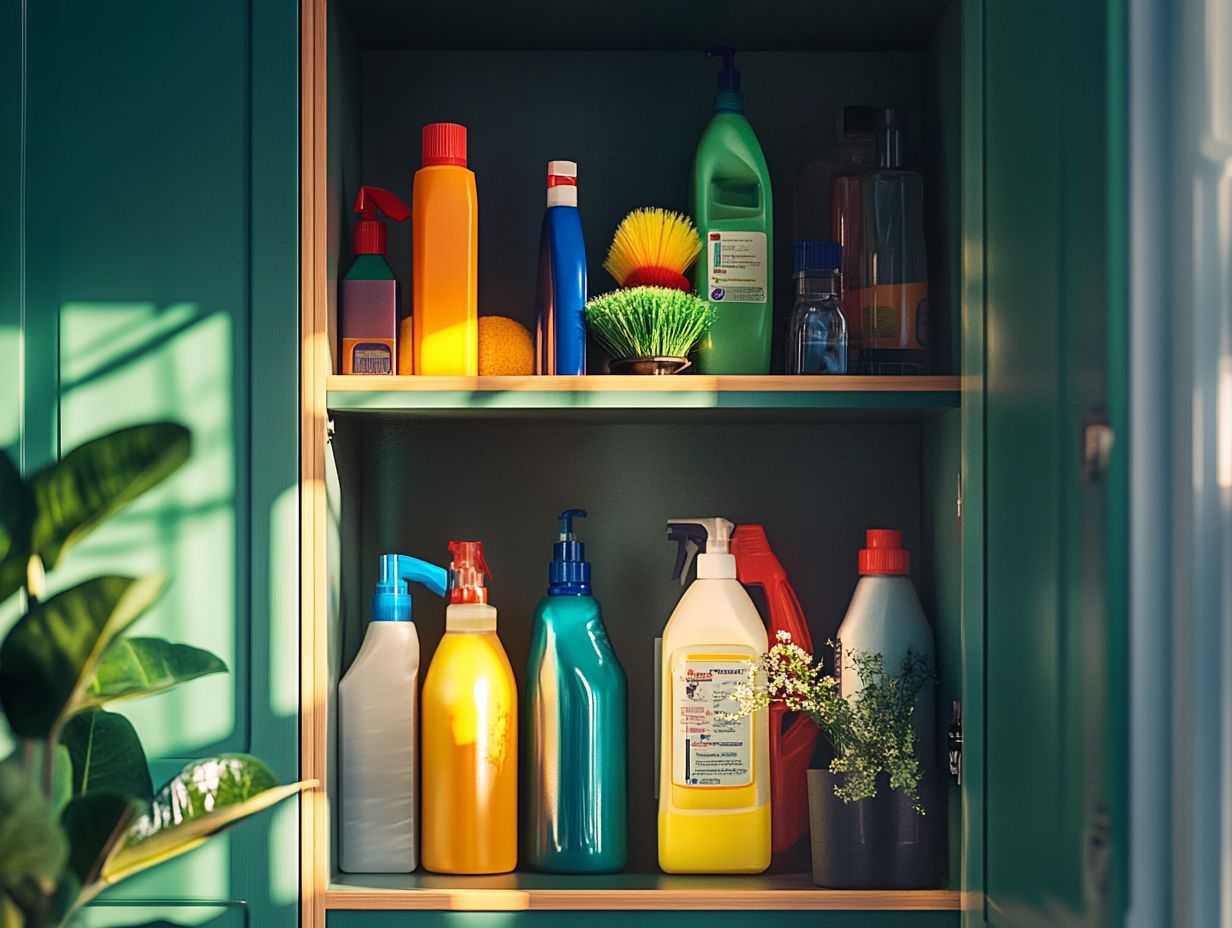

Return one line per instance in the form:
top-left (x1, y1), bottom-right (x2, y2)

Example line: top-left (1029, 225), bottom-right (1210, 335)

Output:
top-left (338, 554), bottom-right (447, 873)
top-left (658, 517), bottom-right (771, 874)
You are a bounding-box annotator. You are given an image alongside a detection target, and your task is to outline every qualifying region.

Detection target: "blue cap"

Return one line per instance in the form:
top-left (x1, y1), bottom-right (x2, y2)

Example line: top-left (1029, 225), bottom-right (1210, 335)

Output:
top-left (549, 509), bottom-right (591, 595)
top-left (372, 554), bottom-right (448, 621)
top-left (794, 241), bottom-right (842, 275)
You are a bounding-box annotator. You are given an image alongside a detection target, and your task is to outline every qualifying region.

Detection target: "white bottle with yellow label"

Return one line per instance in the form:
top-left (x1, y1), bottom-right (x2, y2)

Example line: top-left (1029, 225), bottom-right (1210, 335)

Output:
top-left (658, 517), bottom-right (771, 874)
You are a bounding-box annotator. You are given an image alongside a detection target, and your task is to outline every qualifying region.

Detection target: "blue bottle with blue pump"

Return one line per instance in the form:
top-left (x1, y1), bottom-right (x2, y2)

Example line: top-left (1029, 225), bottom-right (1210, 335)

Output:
top-left (535, 161), bottom-right (588, 374)
top-left (525, 510), bottom-right (628, 872)
top-left (339, 554), bottom-right (447, 873)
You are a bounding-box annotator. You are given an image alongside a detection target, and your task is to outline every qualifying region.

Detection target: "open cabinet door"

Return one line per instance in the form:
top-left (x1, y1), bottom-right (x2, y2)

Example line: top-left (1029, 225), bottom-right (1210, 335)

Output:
top-left (983, 0), bottom-right (1128, 925)
top-left (3, 1), bottom-right (301, 924)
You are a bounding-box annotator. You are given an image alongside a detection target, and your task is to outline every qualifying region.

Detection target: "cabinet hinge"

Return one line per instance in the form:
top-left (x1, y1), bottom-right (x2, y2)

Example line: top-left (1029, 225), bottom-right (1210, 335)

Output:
top-left (956, 471), bottom-right (963, 523)
top-left (947, 701), bottom-right (963, 786)
top-left (326, 417), bottom-right (336, 445)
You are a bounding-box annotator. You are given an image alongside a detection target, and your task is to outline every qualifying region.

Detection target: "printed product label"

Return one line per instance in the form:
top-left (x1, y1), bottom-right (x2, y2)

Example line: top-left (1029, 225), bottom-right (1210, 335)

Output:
top-left (671, 654), bottom-right (754, 788)
top-left (856, 282), bottom-right (929, 350)
top-left (706, 231), bottom-right (768, 303)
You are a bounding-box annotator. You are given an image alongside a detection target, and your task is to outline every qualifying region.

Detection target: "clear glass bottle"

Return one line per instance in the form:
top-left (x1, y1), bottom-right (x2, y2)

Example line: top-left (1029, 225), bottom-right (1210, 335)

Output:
top-left (858, 107), bottom-right (930, 374)
top-left (786, 241), bottom-right (848, 375)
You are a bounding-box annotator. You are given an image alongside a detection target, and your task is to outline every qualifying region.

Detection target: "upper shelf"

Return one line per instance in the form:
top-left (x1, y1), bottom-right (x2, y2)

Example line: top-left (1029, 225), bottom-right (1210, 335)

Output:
top-left (325, 375), bottom-right (961, 415)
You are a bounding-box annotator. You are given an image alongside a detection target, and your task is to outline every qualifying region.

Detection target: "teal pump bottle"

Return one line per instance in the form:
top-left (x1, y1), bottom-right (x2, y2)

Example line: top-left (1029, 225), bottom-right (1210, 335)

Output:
top-left (693, 47), bottom-right (774, 374)
top-left (525, 510), bottom-right (628, 873)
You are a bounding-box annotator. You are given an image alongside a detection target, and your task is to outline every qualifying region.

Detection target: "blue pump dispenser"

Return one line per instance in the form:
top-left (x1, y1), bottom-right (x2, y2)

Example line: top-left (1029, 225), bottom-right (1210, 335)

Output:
top-left (706, 47), bottom-right (745, 114)
top-left (548, 509), bottom-right (591, 595)
top-left (372, 554), bottom-right (448, 621)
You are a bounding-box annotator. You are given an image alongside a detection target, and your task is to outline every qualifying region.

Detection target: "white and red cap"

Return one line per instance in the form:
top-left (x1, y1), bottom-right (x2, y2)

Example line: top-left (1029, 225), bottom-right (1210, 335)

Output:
top-left (546, 160), bottom-right (578, 207)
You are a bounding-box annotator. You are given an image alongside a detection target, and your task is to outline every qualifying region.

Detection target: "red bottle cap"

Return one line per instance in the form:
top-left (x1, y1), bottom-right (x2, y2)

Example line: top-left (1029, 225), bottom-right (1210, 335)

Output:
top-left (858, 529), bottom-right (910, 576)
top-left (423, 123), bottom-right (467, 167)
top-left (447, 540), bottom-right (490, 604)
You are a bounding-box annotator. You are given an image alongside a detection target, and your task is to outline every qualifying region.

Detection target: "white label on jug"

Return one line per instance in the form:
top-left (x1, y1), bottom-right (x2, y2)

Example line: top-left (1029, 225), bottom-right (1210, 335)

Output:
top-left (706, 231), bottom-right (768, 303)
top-left (671, 654), bottom-right (754, 788)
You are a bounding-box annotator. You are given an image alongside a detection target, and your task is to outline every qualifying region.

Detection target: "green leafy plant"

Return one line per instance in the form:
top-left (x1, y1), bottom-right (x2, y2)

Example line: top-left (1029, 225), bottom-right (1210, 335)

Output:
top-left (730, 630), bottom-right (932, 810)
top-left (584, 286), bottom-right (717, 360)
top-left (0, 423), bottom-right (312, 927)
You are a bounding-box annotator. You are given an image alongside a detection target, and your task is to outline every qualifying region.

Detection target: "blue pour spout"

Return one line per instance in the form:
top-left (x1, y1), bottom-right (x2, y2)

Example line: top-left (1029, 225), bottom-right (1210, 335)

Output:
top-left (549, 508), bottom-right (592, 595)
top-left (372, 554), bottom-right (448, 621)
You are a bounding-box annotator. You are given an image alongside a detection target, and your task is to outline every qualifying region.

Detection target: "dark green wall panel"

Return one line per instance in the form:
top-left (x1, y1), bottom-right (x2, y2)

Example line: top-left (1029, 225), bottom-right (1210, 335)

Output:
top-left (10, 0), bottom-right (300, 923)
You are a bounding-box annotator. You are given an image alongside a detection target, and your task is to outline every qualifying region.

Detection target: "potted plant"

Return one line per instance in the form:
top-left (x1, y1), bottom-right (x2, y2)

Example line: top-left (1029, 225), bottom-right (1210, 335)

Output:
top-left (0, 422), bottom-right (313, 927)
top-left (730, 630), bottom-right (937, 888)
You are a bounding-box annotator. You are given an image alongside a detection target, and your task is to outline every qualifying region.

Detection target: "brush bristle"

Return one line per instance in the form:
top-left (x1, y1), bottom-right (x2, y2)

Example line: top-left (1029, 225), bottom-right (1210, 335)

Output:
top-left (603, 208), bottom-right (702, 287)
top-left (584, 286), bottom-right (716, 360)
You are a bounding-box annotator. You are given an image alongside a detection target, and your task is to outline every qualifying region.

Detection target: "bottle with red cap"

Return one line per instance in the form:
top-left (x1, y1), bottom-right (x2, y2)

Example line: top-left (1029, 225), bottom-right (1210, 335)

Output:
top-left (341, 185), bottom-right (410, 374)
top-left (534, 160), bottom-right (588, 375)
top-left (833, 529), bottom-right (939, 874)
top-left (420, 540), bottom-right (518, 874)
top-left (413, 122), bottom-right (479, 375)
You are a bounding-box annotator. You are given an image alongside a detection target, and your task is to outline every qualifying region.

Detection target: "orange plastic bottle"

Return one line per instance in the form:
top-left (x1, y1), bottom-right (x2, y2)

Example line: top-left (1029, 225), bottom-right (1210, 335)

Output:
top-left (420, 541), bottom-right (518, 874)
top-left (412, 122), bottom-right (479, 375)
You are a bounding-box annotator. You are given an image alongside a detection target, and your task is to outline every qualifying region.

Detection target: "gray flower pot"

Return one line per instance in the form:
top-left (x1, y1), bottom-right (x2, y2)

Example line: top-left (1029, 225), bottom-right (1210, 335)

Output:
top-left (806, 769), bottom-right (943, 889)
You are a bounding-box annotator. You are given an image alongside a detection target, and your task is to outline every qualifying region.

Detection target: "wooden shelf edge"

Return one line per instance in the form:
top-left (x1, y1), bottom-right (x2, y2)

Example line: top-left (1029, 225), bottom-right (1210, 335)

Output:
top-left (327, 374), bottom-right (961, 394)
top-left (323, 886), bottom-right (962, 912)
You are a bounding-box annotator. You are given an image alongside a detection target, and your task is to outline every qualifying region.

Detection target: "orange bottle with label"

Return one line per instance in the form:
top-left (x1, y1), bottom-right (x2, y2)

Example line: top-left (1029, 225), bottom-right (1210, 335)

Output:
top-left (420, 541), bottom-right (517, 874)
top-left (413, 122), bottom-right (479, 375)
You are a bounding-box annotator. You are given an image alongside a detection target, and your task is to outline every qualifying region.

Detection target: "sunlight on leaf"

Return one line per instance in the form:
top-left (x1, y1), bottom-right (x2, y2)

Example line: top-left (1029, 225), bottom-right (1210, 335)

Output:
top-left (0, 575), bottom-right (164, 738)
top-left (102, 755), bottom-right (312, 886)
top-left (82, 637), bottom-right (227, 711)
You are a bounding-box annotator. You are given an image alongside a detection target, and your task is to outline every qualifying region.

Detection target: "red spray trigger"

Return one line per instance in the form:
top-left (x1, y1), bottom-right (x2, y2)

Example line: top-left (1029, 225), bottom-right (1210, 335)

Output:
top-left (353, 186), bottom-right (410, 256)
top-left (447, 540), bottom-right (491, 604)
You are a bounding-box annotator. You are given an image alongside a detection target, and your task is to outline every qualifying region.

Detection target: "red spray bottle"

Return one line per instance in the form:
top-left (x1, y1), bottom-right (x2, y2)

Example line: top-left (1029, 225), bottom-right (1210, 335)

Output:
top-left (731, 524), bottom-right (820, 859)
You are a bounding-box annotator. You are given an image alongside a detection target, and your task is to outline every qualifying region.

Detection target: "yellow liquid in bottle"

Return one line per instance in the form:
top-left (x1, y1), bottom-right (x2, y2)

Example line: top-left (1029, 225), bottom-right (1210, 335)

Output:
top-left (421, 619), bottom-right (517, 874)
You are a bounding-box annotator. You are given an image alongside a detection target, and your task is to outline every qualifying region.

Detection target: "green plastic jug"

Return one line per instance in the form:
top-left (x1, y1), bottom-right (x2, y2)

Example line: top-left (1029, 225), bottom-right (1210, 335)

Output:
top-left (692, 48), bottom-right (774, 375)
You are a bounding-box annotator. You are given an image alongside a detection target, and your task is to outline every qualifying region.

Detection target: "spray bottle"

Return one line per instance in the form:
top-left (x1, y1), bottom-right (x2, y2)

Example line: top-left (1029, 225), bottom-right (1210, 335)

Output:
top-left (525, 510), bottom-right (627, 872)
top-left (338, 554), bottom-right (446, 872)
top-left (421, 541), bottom-right (518, 874)
top-left (730, 524), bottom-right (820, 862)
top-left (658, 517), bottom-right (770, 874)
top-left (341, 186), bottom-right (411, 374)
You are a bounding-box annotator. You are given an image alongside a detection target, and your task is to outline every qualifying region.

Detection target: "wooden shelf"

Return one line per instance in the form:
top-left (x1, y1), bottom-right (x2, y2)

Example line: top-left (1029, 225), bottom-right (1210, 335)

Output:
top-left (326, 374), bottom-right (962, 414)
top-left (325, 872), bottom-right (961, 912)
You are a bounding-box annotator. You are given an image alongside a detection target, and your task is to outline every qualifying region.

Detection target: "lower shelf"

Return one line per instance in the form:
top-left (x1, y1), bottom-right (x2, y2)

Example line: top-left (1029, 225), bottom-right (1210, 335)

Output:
top-left (326, 872), bottom-right (961, 911)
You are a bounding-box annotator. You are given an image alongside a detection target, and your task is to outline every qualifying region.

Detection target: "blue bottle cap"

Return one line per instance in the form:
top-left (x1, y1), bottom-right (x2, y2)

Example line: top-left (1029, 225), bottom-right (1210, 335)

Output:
top-left (372, 554), bottom-right (448, 621)
top-left (794, 241), bottom-right (842, 275)
top-left (549, 509), bottom-right (592, 596)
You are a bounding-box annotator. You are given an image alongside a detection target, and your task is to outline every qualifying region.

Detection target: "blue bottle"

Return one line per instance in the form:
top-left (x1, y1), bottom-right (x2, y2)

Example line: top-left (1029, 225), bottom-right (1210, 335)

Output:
top-left (525, 509), bottom-right (627, 872)
top-left (535, 161), bottom-right (587, 375)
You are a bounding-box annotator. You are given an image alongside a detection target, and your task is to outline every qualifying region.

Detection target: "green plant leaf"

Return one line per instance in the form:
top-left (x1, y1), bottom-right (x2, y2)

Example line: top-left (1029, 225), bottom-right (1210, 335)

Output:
top-left (60, 711), bottom-right (152, 802)
top-left (102, 755), bottom-right (311, 885)
top-left (0, 756), bottom-right (68, 894)
top-left (0, 575), bottom-right (165, 738)
top-left (60, 791), bottom-right (140, 887)
top-left (25, 423), bottom-right (190, 577)
top-left (0, 452), bottom-right (34, 605)
top-left (82, 637), bottom-right (227, 711)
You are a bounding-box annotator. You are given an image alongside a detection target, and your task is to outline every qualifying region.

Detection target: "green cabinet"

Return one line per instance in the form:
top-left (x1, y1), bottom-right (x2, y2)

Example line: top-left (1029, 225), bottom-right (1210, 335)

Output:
top-left (4, 0), bottom-right (1132, 925)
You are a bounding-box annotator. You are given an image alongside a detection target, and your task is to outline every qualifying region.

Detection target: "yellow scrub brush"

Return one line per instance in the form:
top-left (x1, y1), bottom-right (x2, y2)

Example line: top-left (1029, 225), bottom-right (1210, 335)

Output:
top-left (603, 208), bottom-right (701, 292)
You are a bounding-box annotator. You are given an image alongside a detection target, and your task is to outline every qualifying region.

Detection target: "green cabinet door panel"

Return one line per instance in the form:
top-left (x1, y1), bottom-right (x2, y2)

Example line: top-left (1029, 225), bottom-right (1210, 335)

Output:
top-left (79, 904), bottom-right (242, 928)
top-left (984, 0), bottom-right (1126, 925)
top-left (327, 915), bottom-right (960, 928)
top-left (9, 0), bottom-right (300, 923)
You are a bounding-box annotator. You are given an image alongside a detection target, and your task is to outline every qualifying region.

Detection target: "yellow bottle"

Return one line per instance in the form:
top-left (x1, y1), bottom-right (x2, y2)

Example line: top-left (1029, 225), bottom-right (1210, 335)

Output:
top-left (412, 122), bottom-right (479, 375)
top-left (659, 518), bottom-right (771, 873)
top-left (421, 541), bottom-right (517, 874)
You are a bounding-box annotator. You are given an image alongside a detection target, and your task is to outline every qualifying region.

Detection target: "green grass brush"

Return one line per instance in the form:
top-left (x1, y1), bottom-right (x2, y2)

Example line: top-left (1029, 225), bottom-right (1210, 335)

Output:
top-left (584, 286), bottom-right (717, 370)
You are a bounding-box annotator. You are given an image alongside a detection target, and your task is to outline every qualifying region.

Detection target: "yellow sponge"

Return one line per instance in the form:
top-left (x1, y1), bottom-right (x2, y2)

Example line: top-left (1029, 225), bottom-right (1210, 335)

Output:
top-left (478, 316), bottom-right (535, 375)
